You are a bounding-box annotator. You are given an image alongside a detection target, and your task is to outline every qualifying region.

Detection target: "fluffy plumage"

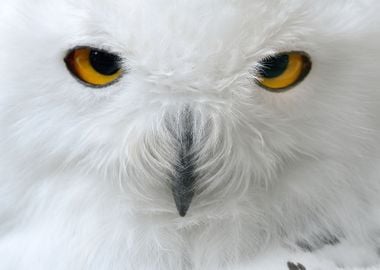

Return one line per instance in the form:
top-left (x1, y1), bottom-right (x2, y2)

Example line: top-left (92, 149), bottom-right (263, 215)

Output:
top-left (0, 1), bottom-right (380, 269)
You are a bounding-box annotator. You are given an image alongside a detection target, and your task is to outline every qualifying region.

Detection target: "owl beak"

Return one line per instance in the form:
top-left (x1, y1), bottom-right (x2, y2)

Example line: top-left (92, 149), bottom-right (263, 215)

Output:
top-left (172, 160), bottom-right (195, 217)
top-left (171, 108), bottom-right (196, 217)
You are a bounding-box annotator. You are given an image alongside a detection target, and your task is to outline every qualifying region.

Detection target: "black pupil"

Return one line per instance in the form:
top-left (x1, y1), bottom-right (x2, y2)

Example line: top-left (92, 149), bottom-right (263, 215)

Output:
top-left (89, 50), bottom-right (121, 76)
top-left (258, 54), bottom-right (289, 78)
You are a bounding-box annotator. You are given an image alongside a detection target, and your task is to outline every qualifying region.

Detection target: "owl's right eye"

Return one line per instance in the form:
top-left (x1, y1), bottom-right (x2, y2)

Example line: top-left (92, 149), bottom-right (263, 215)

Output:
top-left (65, 47), bottom-right (123, 88)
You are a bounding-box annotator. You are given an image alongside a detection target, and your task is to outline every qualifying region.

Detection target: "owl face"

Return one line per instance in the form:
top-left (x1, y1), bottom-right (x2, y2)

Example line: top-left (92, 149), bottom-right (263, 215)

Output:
top-left (0, 0), bottom-right (378, 219)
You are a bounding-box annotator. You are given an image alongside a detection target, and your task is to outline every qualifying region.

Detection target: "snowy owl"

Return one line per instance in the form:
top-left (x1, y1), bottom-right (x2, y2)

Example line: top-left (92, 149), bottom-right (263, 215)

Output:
top-left (0, 0), bottom-right (380, 269)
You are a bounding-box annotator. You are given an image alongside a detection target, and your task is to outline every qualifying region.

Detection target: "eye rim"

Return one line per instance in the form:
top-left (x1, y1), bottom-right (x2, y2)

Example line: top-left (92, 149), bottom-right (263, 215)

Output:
top-left (255, 51), bottom-right (312, 92)
top-left (64, 46), bottom-right (124, 89)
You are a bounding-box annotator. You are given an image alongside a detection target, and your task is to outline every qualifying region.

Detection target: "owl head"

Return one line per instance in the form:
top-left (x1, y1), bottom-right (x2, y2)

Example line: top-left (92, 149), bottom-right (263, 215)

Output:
top-left (0, 0), bottom-right (379, 224)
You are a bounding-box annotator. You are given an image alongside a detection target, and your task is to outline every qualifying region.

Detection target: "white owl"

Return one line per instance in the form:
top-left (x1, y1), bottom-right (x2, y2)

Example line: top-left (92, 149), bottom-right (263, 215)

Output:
top-left (0, 1), bottom-right (380, 270)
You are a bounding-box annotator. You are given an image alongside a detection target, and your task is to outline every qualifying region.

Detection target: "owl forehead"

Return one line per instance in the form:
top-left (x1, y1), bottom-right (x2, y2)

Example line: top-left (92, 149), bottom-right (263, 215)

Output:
top-left (66, 0), bottom-right (308, 58)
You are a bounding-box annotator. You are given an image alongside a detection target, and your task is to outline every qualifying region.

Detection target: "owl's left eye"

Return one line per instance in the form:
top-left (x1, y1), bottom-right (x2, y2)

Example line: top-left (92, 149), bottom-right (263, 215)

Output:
top-left (255, 52), bottom-right (312, 91)
top-left (65, 47), bottom-right (123, 88)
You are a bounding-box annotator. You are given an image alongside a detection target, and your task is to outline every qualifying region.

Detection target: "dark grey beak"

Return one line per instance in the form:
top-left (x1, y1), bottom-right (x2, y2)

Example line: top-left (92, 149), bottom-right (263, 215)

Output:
top-left (172, 153), bottom-right (196, 217)
top-left (171, 108), bottom-right (196, 217)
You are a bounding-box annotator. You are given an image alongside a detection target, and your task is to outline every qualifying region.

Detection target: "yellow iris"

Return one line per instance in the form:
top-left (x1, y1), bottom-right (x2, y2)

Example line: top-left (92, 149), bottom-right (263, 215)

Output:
top-left (257, 52), bottom-right (311, 91)
top-left (65, 47), bottom-right (123, 87)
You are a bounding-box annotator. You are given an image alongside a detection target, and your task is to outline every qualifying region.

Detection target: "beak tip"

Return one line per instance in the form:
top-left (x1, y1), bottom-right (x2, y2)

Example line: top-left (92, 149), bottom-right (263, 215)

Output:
top-left (178, 206), bottom-right (189, 217)
top-left (174, 197), bottom-right (192, 217)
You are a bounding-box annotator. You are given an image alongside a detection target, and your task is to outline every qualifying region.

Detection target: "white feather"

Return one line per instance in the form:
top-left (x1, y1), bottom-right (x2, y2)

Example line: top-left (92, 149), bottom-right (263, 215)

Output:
top-left (0, 0), bottom-right (380, 269)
